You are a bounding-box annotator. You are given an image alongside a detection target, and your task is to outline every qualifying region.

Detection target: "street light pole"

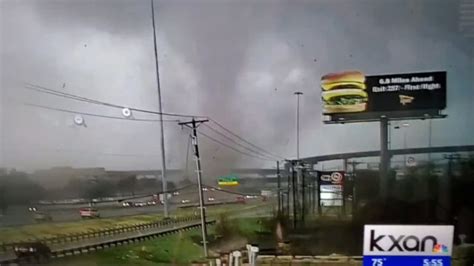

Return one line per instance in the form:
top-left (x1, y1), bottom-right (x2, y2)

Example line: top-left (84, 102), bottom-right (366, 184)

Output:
top-left (294, 92), bottom-right (303, 160)
top-left (294, 92), bottom-right (303, 226)
top-left (150, 0), bottom-right (168, 217)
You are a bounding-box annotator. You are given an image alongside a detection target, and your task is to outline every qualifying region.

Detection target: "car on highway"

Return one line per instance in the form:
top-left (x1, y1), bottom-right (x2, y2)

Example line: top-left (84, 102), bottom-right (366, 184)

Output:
top-left (28, 207), bottom-right (52, 222)
top-left (236, 196), bottom-right (246, 204)
top-left (181, 199), bottom-right (190, 204)
top-left (208, 197), bottom-right (215, 202)
top-left (79, 207), bottom-right (100, 219)
top-left (133, 202), bottom-right (147, 207)
top-left (14, 242), bottom-right (51, 263)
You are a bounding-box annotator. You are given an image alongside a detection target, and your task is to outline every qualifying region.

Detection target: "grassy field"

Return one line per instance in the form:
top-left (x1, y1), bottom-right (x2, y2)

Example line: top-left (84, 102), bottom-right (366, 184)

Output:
top-left (48, 229), bottom-right (208, 266)
top-left (48, 217), bottom-right (267, 266)
top-left (0, 202), bottom-right (270, 243)
top-left (0, 214), bottom-right (167, 243)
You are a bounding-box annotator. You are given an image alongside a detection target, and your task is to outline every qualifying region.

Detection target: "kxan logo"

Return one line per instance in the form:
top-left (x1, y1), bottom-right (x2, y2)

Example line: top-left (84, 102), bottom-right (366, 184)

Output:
top-left (369, 230), bottom-right (448, 253)
top-left (363, 225), bottom-right (454, 256)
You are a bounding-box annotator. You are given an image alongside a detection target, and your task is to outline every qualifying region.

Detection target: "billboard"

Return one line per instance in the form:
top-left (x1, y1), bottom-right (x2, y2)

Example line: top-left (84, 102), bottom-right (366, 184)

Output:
top-left (363, 225), bottom-right (454, 266)
top-left (317, 171), bottom-right (344, 207)
top-left (321, 71), bottom-right (446, 119)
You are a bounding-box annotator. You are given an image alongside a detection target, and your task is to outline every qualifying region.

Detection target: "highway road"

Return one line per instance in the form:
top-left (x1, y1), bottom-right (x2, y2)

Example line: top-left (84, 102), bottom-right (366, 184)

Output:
top-left (0, 204), bottom-right (168, 227)
top-left (0, 186), bottom-right (260, 227)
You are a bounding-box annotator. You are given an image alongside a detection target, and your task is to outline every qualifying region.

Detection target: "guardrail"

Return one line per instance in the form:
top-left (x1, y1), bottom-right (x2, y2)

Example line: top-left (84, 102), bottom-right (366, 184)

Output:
top-left (0, 219), bottom-right (215, 265)
top-left (0, 215), bottom-right (199, 253)
top-left (51, 220), bottom-right (216, 259)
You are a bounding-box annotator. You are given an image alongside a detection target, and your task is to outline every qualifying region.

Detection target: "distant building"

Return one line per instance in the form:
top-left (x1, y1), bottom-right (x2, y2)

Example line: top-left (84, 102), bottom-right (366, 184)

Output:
top-left (0, 168), bottom-right (7, 176)
top-left (31, 167), bottom-right (107, 189)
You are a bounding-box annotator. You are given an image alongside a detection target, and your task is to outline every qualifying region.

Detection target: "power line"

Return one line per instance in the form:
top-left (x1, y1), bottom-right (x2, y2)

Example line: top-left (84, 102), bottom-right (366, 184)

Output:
top-left (4, 147), bottom-right (161, 158)
top-left (25, 83), bottom-right (207, 119)
top-left (24, 83), bottom-right (286, 162)
top-left (209, 118), bottom-right (285, 160)
top-left (197, 129), bottom-right (274, 161)
top-left (24, 103), bottom-right (180, 123)
top-left (201, 123), bottom-right (278, 161)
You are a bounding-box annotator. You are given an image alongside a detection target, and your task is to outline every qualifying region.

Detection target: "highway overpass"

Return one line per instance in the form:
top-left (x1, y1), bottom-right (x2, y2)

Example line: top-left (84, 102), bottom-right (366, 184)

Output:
top-left (297, 145), bottom-right (474, 164)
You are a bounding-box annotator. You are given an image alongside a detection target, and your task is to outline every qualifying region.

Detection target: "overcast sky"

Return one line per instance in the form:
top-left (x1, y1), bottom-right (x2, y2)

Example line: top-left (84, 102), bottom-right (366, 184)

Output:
top-left (0, 0), bottom-right (473, 176)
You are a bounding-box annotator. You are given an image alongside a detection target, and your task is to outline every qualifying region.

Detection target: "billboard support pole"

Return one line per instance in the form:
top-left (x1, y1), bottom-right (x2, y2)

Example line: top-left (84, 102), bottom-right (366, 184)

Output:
top-left (380, 116), bottom-right (390, 199)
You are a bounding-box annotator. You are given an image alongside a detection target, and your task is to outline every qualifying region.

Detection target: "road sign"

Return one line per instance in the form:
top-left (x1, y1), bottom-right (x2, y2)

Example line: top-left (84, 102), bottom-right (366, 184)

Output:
top-left (317, 171), bottom-right (345, 207)
top-left (363, 225), bottom-right (454, 266)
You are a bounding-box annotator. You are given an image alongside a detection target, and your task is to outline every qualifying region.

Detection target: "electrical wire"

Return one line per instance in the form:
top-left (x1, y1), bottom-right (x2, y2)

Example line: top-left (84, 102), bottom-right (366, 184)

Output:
top-left (5, 147), bottom-right (161, 157)
top-left (25, 83), bottom-right (207, 119)
top-left (201, 123), bottom-right (278, 161)
top-left (24, 83), bottom-right (286, 162)
top-left (25, 103), bottom-right (180, 123)
top-left (197, 129), bottom-right (274, 161)
top-left (208, 118), bottom-right (285, 160)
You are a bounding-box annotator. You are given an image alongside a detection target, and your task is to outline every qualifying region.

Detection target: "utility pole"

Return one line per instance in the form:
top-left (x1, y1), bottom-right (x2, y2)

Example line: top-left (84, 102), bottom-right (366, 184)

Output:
top-left (342, 159), bottom-right (348, 216)
top-left (301, 166), bottom-right (305, 224)
top-left (350, 161), bottom-right (360, 217)
top-left (150, 0), bottom-right (168, 217)
top-left (291, 161), bottom-right (297, 228)
top-left (428, 119), bottom-right (432, 162)
top-left (277, 161), bottom-right (281, 215)
top-left (178, 118), bottom-right (209, 257)
top-left (294, 92), bottom-right (303, 160)
top-left (402, 123), bottom-right (410, 167)
top-left (286, 164), bottom-right (291, 219)
top-left (313, 171), bottom-right (317, 213)
top-left (379, 116), bottom-right (390, 199)
top-left (444, 153), bottom-right (459, 224)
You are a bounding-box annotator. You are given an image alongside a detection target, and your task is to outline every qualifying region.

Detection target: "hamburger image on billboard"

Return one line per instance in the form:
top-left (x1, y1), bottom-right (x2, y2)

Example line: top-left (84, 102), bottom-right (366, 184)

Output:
top-left (321, 71), bottom-right (368, 114)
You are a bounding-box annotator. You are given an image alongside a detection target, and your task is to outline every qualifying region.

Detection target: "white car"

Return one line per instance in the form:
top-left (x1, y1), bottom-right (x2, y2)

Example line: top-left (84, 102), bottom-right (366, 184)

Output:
top-left (181, 199), bottom-right (190, 204)
top-left (133, 202), bottom-right (146, 207)
top-left (208, 197), bottom-right (215, 202)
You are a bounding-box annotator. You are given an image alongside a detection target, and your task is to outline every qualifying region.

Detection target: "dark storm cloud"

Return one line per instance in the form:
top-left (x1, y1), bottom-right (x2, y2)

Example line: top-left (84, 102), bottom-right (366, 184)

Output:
top-left (0, 0), bottom-right (472, 176)
top-left (30, 0), bottom-right (150, 36)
